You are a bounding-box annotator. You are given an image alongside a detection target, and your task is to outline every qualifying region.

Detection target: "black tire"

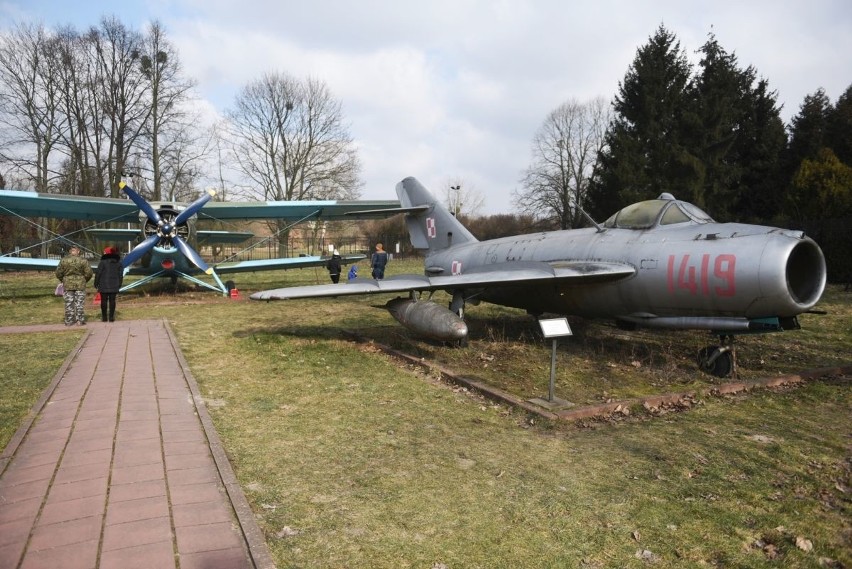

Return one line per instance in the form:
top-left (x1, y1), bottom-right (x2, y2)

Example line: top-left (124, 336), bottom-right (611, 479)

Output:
top-left (697, 346), bottom-right (733, 377)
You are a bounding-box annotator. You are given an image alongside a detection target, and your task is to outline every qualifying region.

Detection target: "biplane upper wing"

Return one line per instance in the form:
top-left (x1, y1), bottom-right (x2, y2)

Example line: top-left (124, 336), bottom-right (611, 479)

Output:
top-left (0, 189), bottom-right (139, 222)
top-left (0, 189), bottom-right (402, 222)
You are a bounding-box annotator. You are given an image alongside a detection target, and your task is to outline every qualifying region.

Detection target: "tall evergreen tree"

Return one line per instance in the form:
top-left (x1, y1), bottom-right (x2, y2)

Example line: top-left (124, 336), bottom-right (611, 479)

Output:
top-left (733, 78), bottom-right (787, 221)
top-left (688, 33), bottom-right (764, 219)
top-left (587, 25), bottom-right (696, 219)
top-left (784, 88), bottom-right (832, 178)
top-left (826, 84), bottom-right (852, 166)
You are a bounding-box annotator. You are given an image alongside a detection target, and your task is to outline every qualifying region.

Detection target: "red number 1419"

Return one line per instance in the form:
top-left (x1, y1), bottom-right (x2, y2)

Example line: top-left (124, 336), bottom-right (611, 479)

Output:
top-left (666, 254), bottom-right (736, 296)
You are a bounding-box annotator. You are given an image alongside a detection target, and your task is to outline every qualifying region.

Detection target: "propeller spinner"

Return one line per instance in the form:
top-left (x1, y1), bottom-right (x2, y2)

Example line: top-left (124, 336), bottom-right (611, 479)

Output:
top-left (120, 182), bottom-right (216, 274)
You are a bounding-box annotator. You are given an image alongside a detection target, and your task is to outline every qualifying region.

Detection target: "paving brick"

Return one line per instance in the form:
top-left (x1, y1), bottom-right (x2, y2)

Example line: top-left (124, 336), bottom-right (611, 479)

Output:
top-left (163, 440), bottom-right (209, 456)
top-left (102, 515), bottom-right (173, 551)
top-left (169, 482), bottom-right (225, 506)
top-left (59, 448), bottom-right (111, 468)
top-left (0, 478), bottom-right (51, 503)
top-left (0, 540), bottom-right (26, 568)
top-left (110, 462), bottom-right (165, 485)
top-left (3, 450), bottom-right (57, 470)
top-left (0, 496), bottom-right (40, 525)
top-left (167, 466), bottom-right (220, 486)
top-left (98, 540), bottom-right (176, 569)
top-left (39, 494), bottom-right (106, 525)
top-left (46, 477), bottom-right (107, 502)
top-left (63, 435), bottom-right (113, 453)
top-left (179, 546), bottom-right (253, 569)
top-left (0, 461), bottom-right (54, 487)
top-left (108, 479), bottom-right (167, 503)
top-left (52, 460), bottom-right (111, 485)
top-left (106, 494), bottom-right (170, 525)
top-left (0, 517), bottom-right (32, 547)
top-left (172, 500), bottom-right (234, 528)
top-left (28, 515), bottom-right (102, 551)
top-left (18, 539), bottom-right (98, 569)
top-left (165, 451), bottom-right (215, 472)
top-left (175, 521), bottom-right (243, 554)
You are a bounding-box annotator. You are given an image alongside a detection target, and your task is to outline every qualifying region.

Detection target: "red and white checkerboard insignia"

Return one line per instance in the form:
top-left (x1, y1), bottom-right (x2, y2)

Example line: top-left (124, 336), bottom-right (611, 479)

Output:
top-left (452, 260), bottom-right (462, 275)
top-left (426, 217), bottom-right (436, 238)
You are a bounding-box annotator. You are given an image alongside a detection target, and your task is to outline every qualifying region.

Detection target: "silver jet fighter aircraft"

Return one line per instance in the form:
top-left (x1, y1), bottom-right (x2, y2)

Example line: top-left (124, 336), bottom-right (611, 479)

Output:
top-left (252, 177), bottom-right (827, 376)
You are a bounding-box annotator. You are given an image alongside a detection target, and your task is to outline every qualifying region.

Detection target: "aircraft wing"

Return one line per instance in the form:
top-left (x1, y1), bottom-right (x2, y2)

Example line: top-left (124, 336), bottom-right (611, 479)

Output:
top-left (199, 199), bottom-right (401, 221)
top-left (0, 189), bottom-right (139, 222)
top-left (196, 230), bottom-right (254, 245)
top-left (0, 256), bottom-right (62, 272)
top-left (215, 254), bottom-right (365, 275)
top-left (251, 260), bottom-right (635, 300)
top-left (1, 189), bottom-right (401, 223)
top-left (85, 228), bottom-right (144, 241)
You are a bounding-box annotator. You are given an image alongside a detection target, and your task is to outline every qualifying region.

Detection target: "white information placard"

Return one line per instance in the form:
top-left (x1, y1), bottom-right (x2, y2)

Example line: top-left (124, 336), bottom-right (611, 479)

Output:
top-left (538, 317), bottom-right (572, 338)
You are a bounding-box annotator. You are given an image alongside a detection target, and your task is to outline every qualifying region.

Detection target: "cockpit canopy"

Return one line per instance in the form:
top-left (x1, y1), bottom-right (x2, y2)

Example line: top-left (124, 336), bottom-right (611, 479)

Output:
top-left (603, 194), bottom-right (714, 230)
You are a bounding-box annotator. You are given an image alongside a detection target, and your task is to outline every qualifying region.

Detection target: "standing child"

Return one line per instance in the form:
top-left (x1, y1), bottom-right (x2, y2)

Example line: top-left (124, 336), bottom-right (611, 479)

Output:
top-left (347, 264), bottom-right (358, 281)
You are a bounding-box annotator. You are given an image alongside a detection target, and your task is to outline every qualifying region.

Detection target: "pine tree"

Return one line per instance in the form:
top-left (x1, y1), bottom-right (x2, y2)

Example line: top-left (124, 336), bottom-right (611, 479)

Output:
top-left (733, 79), bottom-right (787, 221)
top-left (784, 89), bottom-right (832, 177)
top-left (587, 25), bottom-right (695, 219)
top-left (826, 84), bottom-right (852, 166)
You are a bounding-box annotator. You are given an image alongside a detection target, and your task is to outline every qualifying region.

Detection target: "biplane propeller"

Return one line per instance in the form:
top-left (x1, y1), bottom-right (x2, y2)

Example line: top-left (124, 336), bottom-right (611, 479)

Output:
top-left (120, 182), bottom-right (214, 275)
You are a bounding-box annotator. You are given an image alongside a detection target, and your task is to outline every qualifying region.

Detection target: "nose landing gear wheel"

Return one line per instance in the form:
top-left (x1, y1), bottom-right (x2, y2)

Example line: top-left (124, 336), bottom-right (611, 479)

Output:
top-left (697, 346), bottom-right (733, 377)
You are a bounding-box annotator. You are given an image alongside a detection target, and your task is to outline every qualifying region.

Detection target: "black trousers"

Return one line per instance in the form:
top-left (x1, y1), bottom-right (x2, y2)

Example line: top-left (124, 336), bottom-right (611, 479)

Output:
top-left (100, 292), bottom-right (117, 321)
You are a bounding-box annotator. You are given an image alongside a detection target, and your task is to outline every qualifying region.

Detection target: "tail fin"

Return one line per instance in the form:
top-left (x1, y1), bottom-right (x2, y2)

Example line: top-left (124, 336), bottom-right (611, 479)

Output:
top-left (396, 177), bottom-right (478, 252)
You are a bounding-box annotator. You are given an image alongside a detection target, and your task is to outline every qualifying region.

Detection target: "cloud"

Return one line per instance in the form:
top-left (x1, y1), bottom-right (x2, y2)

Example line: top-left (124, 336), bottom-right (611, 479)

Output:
top-left (6, 0), bottom-right (852, 213)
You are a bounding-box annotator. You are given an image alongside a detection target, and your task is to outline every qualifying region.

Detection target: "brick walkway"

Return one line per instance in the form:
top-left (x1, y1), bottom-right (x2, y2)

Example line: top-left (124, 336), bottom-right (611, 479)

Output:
top-left (0, 320), bottom-right (274, 569)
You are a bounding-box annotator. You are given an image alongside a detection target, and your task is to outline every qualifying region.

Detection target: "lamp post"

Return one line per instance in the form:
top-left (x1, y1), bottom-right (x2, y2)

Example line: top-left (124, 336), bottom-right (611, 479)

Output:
top-left (450, 185), bottom-right (461, 217)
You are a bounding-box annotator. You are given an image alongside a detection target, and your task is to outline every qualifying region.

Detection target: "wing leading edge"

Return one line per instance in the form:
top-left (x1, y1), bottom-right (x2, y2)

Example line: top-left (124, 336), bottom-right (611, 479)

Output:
top-left (250, 260), bottom-right (635, 300)
top-left (215, 254), bottom-right (365, 275)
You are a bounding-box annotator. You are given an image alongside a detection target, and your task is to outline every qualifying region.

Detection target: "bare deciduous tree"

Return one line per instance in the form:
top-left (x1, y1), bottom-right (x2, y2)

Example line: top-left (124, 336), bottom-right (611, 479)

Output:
top-left (0, 23), bottom-right (61, 193)
top-left (442, 177), bottom-right (484, 218)
top-left (224, 71), bottom-right (362, 254)
top-left (515, 97), bottom-right (610, 229)
top-left (138, 21), bottom-right (199, 201)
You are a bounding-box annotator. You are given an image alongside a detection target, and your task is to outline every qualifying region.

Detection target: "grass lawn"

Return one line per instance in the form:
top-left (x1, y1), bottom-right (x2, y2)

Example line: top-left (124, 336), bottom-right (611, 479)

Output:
top-left (1, 264), bottom-right (849, 568)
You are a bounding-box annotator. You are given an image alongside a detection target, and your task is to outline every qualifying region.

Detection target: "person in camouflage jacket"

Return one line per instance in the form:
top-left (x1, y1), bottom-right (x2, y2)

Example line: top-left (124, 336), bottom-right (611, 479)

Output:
top-left (55, 245), bottom-right (93, 326)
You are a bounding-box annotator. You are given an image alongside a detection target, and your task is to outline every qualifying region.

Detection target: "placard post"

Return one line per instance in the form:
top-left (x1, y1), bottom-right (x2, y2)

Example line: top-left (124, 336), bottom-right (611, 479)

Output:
top-left (529, 318), bottom-right (574, 410)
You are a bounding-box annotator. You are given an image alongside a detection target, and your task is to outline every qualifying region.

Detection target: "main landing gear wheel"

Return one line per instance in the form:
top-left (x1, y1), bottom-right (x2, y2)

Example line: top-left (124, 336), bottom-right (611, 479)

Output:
top-left (697, 335), bottom-right (737, 378)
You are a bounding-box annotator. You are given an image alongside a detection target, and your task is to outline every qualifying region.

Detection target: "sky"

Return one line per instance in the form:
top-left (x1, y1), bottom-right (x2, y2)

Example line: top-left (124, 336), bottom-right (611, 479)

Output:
top-left (2, 0), bottom-right (851, 214)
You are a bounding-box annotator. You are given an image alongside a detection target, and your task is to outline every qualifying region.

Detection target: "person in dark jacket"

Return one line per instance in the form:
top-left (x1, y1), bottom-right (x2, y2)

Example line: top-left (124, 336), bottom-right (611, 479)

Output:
top-left (94, 246), bottom-right (124, 322)
top-left (326, 250), bottom-right (342, 283)
top-left (55, 245), bottom-right (94, 326)
top-left (371, 243), bottom-right (388, 279)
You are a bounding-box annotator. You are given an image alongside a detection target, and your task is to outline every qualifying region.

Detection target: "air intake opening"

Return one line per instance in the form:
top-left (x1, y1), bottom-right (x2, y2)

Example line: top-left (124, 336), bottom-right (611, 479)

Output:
top-left (786, 240), bottom-right (826, 305)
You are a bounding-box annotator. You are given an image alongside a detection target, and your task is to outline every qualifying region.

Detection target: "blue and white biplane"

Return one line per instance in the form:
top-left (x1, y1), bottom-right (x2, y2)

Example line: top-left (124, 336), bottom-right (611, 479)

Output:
top-left (0, 182), bottom-right (400, 294)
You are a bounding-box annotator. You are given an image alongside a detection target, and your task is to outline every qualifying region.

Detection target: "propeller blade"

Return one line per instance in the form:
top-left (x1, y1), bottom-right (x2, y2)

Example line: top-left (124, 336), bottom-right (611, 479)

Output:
top-left (120, 182), bottom-right (161, 225)
top-left (122, 234), bottom-right (159, 268)
top-left (173, 234), bottom-right (213, 274)
top-left (174, 189), bottom-right (216, 225)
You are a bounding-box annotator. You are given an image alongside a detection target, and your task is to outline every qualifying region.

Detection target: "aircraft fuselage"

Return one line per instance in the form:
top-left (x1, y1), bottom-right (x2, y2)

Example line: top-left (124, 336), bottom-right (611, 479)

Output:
top-left (425, 222), bottom-right (825, 326)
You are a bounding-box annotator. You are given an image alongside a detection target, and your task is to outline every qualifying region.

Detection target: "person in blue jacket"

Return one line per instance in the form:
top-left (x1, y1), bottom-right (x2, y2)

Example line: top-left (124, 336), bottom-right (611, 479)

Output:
top-left (371, 243), bottom-right (389, 279)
